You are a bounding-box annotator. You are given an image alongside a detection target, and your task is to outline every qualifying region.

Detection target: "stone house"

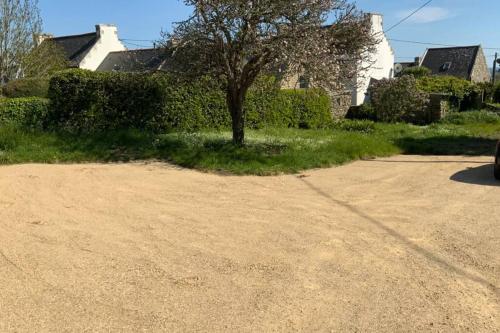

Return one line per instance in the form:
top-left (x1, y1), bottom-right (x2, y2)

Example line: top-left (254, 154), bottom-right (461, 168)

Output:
top-left (420, 46), bottom-right (491, 83)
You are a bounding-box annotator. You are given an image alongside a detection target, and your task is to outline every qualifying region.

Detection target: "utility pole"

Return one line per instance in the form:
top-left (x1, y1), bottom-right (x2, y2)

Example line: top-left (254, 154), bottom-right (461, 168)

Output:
top-left (493, 52), bottom-right (498, 86)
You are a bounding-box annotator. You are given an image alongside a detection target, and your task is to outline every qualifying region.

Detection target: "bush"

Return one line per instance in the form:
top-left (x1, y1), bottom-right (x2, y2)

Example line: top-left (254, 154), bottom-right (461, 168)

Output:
top-left (345, 103), bottom-right (377, 121)
top-left (0, 97), bottom-right (50, 129)
top-left (369, 76), bottom-right (430, 124)
top-left (48, 70), bottom-right (333, 132)
top-left (2, 78), bottom-right (50, 98)
top-left (332, 119), bottom-right (375, 133)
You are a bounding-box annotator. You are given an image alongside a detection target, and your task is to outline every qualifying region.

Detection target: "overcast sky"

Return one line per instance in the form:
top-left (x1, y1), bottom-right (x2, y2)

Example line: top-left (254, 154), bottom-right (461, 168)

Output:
top-left (40, 0), bottom-right (500, 66)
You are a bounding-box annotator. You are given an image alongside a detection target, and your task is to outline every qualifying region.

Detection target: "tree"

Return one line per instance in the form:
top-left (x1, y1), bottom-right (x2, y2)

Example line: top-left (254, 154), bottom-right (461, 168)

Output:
top-left (21, 39), bottom-right (68, 78)
top-left (0, 0), bottom-right (42, 83)
top-left (166, 0), bottom-right (376, 145)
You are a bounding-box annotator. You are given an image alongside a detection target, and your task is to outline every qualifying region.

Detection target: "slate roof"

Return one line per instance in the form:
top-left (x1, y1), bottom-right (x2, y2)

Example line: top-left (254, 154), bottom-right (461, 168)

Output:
top-left (96, 48), bottom-right (169, 73)
top-left (46, 32), bottom-right (98, 66)
top-left (420, 46), bottom-right (480, 80)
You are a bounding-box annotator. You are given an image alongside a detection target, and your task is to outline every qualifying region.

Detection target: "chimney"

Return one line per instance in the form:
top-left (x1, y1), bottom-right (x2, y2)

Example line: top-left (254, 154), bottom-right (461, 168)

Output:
top-left (95, 24), bottom-right (118, 39)
top-left (414, 57), bottom-right (422, 66)
top-left (36, 33), bottom-right (53, 46)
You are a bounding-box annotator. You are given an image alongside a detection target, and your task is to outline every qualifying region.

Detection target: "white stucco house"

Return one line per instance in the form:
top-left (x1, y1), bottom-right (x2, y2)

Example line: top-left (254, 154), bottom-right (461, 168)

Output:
top-left (38, 24), bottom-right (126, 71)
top-left (351, 13), bottom-right (395, 106)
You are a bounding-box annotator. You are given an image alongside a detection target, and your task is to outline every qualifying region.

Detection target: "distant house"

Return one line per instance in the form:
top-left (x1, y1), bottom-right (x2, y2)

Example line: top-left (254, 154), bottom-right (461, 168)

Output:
top-left (96, 48), bottom-right (169, 73)
top-left (420, 46), bottom-right (490, 83)
top-left (394, 57), bottom-right (422, 76)
top-left (38, 24), bottom-right (126, 71)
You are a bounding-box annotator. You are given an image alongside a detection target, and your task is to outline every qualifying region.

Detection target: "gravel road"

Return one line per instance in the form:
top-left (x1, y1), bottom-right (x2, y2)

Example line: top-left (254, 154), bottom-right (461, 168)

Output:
top-left (0, 156), bottom-right (498, 332)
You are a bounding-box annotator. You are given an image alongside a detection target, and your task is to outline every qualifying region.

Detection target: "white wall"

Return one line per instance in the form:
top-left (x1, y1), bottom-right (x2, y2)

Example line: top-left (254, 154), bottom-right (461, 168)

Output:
top-left (352, 14), bottom-right (395, 106)
top-left (79, 24), bottom-right (126, 71)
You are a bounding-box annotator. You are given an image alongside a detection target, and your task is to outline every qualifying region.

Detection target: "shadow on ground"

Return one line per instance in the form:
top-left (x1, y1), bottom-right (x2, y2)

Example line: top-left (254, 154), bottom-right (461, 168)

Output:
top-left (450, 164), bottom-right (500, 187)
top-left (298, 177), bottom-right (499, 295)
top-left (396, 136), bottom-right (498, 156)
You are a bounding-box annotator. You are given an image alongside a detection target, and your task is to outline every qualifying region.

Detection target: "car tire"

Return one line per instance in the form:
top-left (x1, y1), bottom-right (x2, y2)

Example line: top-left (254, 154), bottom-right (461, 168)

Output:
top-left (495, 164), bottom-right (500, 180)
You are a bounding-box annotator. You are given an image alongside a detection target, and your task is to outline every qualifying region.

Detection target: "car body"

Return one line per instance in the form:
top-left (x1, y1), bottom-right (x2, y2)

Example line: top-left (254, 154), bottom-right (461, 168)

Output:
top-left (495, 141), bottom-right (500, 180)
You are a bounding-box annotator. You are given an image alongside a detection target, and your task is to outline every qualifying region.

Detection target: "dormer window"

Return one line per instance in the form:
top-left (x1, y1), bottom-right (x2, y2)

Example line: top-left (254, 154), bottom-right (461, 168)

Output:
top-left (440, 62), bottom-right (452, 72)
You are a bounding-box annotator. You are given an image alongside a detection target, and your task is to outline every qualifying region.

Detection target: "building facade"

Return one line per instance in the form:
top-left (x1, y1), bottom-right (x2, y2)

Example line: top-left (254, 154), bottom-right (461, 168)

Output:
top-left (351, 14), bottom-right (395, 106)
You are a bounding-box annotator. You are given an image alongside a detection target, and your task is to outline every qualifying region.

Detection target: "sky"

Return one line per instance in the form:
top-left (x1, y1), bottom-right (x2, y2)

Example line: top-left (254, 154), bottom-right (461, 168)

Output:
top-left (39, 0), bottom-right (500, 66)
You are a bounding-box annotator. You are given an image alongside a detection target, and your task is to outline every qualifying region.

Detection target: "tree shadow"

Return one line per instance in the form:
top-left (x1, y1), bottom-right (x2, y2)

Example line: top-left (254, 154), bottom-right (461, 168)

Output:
top-left (450, 164), bottom-right (500, 187)
top-left (395, 136), bottom-right (498, 156)
top-left (297, 177), bottom-right (499, 296)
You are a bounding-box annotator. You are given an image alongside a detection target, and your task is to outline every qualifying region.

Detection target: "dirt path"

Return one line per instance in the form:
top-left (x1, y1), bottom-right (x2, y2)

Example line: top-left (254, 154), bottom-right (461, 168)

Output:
top-left (0, 156), bottom-right (499, 332)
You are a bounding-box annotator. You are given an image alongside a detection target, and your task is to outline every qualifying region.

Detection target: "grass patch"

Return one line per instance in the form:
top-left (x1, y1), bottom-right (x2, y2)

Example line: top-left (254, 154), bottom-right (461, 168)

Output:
top-left (0, 111), bottom-right (499, 175)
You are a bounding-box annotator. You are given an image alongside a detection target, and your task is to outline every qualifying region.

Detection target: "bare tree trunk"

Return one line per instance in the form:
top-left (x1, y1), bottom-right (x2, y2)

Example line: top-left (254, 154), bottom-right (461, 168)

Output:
top-left (227, 87), bottom-right (246, 146)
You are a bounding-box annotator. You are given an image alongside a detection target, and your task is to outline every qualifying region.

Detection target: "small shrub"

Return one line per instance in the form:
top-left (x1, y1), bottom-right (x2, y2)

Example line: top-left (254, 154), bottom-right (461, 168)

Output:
top-left (332, 119), bottom-right (375, 133)
top-left (0, 97), bottom-right (50, 129)
top-left (476, 82), bottom-right (494, 101)
top-left (369, 76), bottom-right (430, 124)
top-left (2, 78), bottom-right (50, 98)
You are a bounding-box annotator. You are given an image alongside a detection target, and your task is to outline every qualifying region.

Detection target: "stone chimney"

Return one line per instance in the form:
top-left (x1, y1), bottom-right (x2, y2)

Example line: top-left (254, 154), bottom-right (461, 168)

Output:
top-left (36, 33), bottom-right (54, 46)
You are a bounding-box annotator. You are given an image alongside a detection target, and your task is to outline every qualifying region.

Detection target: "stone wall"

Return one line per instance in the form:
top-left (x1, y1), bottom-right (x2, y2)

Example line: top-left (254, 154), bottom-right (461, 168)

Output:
top-left (470, 47), bottom-right (491, 83)
top-left (329, 91), bottom-right (353, 118)
top-left (428, 93), bottom-right (450, 122)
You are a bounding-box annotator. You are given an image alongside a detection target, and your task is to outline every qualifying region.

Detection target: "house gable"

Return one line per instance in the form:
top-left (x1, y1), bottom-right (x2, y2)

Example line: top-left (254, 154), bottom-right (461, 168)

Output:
top-left (470, 47), bottom-right (491, 83)
top-left (420, 46), bottom-right (490, 82)
top-left (40, 24), bottom-right (126, 71)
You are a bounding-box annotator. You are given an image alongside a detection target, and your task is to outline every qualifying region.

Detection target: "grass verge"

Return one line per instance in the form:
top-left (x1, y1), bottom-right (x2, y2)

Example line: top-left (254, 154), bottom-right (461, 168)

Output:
top-left (0, 111), bottom-right (499, 175)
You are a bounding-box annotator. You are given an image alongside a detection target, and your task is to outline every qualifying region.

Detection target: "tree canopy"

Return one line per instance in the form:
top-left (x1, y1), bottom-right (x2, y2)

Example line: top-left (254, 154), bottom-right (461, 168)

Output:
top-left (0, 0), bottom-right (42, 83)
top-left (166, 0), bottom-right (376, 144)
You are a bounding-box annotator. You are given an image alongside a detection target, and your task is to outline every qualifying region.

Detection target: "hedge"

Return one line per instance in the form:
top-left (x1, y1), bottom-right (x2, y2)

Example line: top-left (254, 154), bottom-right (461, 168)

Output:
top-left (2, 78), bottom-right (50, 98)
top-left (0, 97), bottom-right (49, 129)
top-left (47, 69), bottom-right (333, 132)
top-left (416, 75), bottom-right (481, 110)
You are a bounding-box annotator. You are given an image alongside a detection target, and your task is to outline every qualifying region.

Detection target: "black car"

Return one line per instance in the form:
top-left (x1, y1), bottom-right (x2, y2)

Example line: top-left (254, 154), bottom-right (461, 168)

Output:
top-left (495, 141), bottom-right (500, 180)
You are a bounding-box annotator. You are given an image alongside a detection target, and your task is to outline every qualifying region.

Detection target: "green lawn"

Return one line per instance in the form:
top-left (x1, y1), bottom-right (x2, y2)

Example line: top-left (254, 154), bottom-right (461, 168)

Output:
top-left (0, 111), bottom-right (499, 175)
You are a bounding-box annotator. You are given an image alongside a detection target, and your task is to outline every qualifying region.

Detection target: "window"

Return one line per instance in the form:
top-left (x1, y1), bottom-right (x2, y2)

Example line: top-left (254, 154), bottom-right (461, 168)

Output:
top-left (299, 76), bottom-right (309, 89)
top-left (440, 62), bottom-right (452, 72)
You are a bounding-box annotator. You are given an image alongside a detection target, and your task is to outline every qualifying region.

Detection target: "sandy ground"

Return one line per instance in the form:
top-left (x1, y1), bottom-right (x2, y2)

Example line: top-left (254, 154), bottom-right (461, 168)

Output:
top-left (0, 155), bottom-right (499, 332)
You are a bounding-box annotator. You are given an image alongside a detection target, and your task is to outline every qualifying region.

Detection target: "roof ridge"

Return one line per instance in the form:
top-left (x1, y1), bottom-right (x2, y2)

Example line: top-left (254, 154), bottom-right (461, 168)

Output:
top-left (427, 45), bottom-right (480, 50)
top-left (50, 32), bottom-right (97, 40)
top-left (108, 48), bottom-right (162, 54)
